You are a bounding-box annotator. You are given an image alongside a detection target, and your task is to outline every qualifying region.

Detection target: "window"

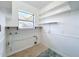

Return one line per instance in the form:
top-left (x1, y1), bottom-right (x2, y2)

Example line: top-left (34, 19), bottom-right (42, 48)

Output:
top-left (18, 11), bottom-right (34, 29)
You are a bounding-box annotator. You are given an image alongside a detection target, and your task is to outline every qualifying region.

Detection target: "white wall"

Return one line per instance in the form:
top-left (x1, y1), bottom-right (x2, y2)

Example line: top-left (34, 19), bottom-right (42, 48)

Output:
top-left (6, 1), bottom-right (39, 27)
top-left (11, 1), bottom-right (39, 27)
top-left (40, 10), bottom-right (79, 57)
top-left (6, 15), bottom-right (12, 27)
top-left (0, 12), bottom-right (6, 56)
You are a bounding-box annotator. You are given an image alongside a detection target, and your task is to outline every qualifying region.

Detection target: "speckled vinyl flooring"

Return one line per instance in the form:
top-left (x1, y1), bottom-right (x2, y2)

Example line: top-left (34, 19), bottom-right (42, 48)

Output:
top-left (38, 49), bottom-right (62, 57)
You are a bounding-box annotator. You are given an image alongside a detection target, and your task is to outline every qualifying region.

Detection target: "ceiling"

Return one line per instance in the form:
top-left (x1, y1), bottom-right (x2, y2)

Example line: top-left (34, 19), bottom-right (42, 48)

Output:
top-left (0, 1), bottom-right (52, 15)
top-left (24, 1), bottom-right (53, 9)
top-left (0, 1), bottom-right (79, 17)
top-left (0, 1), bottom-right (12, 14)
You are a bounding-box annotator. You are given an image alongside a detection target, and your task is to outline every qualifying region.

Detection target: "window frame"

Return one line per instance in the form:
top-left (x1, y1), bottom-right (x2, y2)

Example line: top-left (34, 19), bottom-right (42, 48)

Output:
top-left (18, 11), bottom-right (35, 29)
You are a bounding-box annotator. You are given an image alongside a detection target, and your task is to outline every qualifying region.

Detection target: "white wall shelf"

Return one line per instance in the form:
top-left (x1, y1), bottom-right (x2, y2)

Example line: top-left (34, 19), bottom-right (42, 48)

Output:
top-left (39, 22), bottom-right (59, 25)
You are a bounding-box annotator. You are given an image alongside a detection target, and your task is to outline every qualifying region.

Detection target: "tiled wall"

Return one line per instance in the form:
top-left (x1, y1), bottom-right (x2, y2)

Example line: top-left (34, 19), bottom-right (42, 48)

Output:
top-left (6, 27), bottom-right (41, 56)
